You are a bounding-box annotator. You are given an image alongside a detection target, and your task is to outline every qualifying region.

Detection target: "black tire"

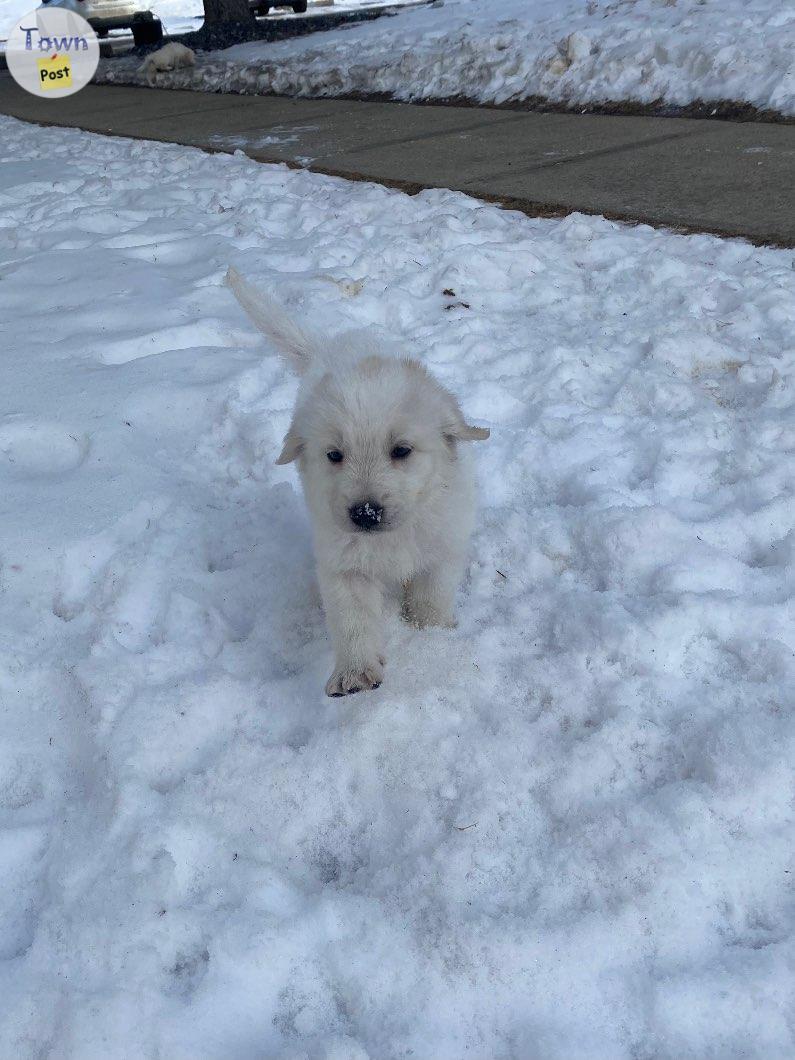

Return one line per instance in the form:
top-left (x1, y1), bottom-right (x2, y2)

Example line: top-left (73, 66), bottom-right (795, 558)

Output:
top-left (132, 17), bottom-right (163, 47)
top-left (292, 0), bottom-right (307, 11)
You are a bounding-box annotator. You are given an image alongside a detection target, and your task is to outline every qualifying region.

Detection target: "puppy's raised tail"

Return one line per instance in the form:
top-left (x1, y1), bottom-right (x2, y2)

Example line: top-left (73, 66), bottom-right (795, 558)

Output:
top-left (225, 266), bottom-right (318, 376)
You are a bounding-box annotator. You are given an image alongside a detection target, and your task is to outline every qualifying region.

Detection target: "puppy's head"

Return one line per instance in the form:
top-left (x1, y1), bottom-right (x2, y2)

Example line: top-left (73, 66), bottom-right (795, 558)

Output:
top-left (277, 357), bottom-right (488, 536)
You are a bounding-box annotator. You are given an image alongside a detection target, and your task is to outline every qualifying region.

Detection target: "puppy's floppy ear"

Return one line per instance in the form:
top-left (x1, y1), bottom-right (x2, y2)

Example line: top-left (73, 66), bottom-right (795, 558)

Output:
top-left (453, 423), bottom-right (490, 442)
top-left (276, 422), bottom-right (303, 465)
top-left (442, 397), bottom-right (490, 444)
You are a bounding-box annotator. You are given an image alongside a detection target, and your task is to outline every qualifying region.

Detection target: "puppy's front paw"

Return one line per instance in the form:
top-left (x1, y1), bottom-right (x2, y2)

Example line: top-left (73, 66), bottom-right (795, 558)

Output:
top-left (325, 659), bottom-right (384, 697)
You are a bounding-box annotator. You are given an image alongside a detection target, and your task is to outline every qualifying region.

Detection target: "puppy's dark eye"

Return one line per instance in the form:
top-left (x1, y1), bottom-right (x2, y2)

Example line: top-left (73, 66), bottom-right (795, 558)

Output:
top-left (391, 445), bottom-right (412, 460)
top-left (326, 450), bottom-right (344, 464)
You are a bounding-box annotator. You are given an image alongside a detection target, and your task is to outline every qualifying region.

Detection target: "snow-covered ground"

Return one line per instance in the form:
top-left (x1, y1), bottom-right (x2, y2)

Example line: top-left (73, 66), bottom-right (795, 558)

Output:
top-left (1, 114), bottom-right (794, 1058)
top-left (95, 0), bottom-right (795, 116)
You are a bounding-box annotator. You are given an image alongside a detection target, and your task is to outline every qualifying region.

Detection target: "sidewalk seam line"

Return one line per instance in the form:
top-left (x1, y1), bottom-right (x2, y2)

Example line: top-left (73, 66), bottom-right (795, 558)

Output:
top-left (465, 129), bottom-right (703, 184)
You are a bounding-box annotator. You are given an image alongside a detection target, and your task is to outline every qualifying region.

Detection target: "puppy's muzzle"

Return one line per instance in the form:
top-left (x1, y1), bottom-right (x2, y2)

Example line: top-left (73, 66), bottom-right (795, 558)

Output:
top-left (349, 500), bottom-right (385, 532)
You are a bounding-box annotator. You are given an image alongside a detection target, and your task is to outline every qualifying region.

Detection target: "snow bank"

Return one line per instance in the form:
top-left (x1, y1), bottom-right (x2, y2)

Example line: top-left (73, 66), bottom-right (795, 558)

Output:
top-left (0, 115), bottom-right (793, 1058)
top-left (95, 0), bottom-right (795, 116)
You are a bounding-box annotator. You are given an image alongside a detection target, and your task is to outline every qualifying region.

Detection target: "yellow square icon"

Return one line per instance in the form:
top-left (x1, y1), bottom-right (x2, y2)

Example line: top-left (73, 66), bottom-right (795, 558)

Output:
top-left (37, 53), bottom-right (72, 91)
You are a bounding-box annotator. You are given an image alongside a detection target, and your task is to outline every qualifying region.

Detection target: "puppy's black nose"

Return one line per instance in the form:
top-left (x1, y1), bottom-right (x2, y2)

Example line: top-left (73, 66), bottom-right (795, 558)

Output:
top-left (349, 500), bottom-right (384, 531)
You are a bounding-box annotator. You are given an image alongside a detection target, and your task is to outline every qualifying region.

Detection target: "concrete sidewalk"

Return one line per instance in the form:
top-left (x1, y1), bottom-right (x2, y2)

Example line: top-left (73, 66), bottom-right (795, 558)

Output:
top-left (2, 73), bottom-right (794, 245)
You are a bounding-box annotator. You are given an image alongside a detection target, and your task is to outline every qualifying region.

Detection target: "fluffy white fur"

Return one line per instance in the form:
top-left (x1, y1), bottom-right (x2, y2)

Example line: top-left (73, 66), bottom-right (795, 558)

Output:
top-left (139, 43), bottom-right (196, 86)
top-left (226, 267), bottom-right (489, 697)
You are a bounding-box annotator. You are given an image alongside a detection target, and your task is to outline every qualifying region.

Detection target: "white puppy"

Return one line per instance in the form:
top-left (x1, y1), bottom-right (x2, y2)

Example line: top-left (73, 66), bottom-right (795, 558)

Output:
top-left (139, 42), bottom-right (196, 86)
top-left (226, 267), bottom-right (489, 696)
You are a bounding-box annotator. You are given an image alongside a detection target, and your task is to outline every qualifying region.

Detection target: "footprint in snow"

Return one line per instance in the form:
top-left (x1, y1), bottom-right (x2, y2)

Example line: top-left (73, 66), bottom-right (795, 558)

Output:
top-left (0, 422), bottom-right (88, 477)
